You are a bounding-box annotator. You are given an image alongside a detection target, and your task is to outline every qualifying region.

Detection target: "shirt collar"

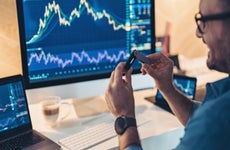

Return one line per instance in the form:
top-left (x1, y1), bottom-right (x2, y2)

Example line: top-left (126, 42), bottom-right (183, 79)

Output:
top-left (204, 76), bottom-right (230, 101)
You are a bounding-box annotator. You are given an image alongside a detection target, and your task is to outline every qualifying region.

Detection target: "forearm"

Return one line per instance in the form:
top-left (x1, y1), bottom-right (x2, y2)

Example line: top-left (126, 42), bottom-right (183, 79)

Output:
top-left (161, 86), bottom-right (194, 126)
top-left (118, 127), bottom-right (141, 150)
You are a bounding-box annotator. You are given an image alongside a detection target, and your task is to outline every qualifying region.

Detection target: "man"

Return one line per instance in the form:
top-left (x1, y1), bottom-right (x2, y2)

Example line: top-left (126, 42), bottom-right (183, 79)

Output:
top-left (105, 0), bottom-right (230, 149)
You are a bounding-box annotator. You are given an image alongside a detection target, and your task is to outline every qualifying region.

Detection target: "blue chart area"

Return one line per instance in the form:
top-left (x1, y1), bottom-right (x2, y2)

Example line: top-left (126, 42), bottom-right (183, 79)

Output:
top-left (0, 82), bottom-right (30, 133)
top-left (23, 0), bottom-right (152, 81)
top-left (173, 79), bottom-right (196, 99)
top-left (26, 0), bottom-right (129, 45)
top-left (28, 48), bottom-right (127, 70)
top-left (0, 117), bottom-right (16, 129)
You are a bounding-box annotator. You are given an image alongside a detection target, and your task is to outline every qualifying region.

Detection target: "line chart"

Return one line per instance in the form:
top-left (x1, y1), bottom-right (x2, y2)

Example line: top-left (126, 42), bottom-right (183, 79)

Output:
top-left (174, 79), bottom-right (194, 96)
top-left (28, 49), bottom-right (128, 69)
top-left (27, 0), bottom-right (133, 44)
top-left (0, 117), bottom-right (16, 129)
top-left (19, 0), bottom-right (153, 83)
top-left (0, 103), bottom-right (14, 113)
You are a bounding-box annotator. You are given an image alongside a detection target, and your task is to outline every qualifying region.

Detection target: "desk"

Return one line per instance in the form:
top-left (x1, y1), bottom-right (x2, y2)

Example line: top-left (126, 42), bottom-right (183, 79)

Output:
top-left (141, 127), bottom-right (184, 150)
top-left (28, 70), bottom-right (227, 150)
top-left (29, 89), bottom-right (183, 150)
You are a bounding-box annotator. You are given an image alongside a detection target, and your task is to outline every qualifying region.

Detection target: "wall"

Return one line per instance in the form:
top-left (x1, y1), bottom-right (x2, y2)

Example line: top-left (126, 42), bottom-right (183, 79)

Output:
top-left (155, 0), bottom-right (207, 57)
top-left (0, 0), bottom-right (207, 78)
top-left (0, 0), bottom-right (21, 77)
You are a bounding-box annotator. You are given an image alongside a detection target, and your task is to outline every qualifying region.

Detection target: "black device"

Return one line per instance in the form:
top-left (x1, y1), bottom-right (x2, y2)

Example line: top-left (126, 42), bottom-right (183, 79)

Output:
top-left (150, 74), bottom-right (197, 114)
top-left (125, 50), bottom-right (151, 70)
top-left (125, 50), bottom-right (136, 70)
top-left (114, 115), bottom-right (137, 135)
top-left (0, 75), bottom-right (60, 150)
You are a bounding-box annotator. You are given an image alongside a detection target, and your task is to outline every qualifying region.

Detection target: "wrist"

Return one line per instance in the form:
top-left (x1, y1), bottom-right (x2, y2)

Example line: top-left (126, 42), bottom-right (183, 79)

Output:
top-left (119, 127), bottom-right (141, 150)
top-left (159, 83), bottom-right (176, 95)
top-left (114, 115), bottom-right (137, 135)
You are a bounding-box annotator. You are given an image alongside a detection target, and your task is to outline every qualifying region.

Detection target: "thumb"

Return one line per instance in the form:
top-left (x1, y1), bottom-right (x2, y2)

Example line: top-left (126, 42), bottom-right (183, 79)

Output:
top-left (142, 64), bottom-right (156, 78)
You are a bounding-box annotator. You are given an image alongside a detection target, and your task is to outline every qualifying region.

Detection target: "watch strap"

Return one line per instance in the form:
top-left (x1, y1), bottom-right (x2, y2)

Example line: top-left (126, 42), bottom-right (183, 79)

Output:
top-left (115, 115), bottom-right (137, 135)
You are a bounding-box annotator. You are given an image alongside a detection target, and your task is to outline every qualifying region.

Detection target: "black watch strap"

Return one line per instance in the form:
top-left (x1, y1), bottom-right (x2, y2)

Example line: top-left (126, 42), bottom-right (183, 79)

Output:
top-left (114, 115), bottom-right (137, 135)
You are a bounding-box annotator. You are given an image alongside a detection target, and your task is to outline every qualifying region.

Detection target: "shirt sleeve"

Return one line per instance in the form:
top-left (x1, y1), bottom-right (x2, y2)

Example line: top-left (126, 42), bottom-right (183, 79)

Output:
top-left (175, 94), bottom-right (230, 150)
top-left (189, 100), bottom-right (201, 118)
top-left (124, 145), bottom-right (143, 150)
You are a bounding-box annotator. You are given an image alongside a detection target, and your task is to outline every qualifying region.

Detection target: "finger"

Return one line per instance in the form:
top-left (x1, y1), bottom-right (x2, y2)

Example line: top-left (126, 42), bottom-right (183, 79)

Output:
top-left (146, 52), bottom-right (165, 64)
top-left (141, 64), bottom-right (147, 75)
top-left (125, 67), bottom-right (133, 84)
top-left (142, 63), bottom-right (157, 77)
top-left (114, 62), bottom-right (126, 83)
top-left (109, 71), bottom-right (115, 85)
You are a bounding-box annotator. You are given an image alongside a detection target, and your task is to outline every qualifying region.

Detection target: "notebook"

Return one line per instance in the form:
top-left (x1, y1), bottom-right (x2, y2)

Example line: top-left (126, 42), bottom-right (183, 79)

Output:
top-left (0, 75), bottom-right (61, 150)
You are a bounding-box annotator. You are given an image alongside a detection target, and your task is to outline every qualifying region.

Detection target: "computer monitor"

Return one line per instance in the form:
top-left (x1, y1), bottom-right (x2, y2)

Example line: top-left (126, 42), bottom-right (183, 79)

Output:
top-left (16, 0), bottom-right (155, 102)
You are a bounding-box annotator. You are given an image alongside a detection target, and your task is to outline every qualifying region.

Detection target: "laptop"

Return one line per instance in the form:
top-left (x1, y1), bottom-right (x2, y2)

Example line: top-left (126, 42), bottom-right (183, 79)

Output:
top-left (0, 75), bottom-right (61, 150)
top-left (145, 74), bottom-right (197, 114)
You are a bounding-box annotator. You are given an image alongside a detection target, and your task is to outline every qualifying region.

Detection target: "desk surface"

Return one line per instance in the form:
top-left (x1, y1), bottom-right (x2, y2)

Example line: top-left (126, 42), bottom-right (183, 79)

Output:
top-left (29, 89), bottom-right (183, 150)
top-left (28, 71), bottom-right (228, 150)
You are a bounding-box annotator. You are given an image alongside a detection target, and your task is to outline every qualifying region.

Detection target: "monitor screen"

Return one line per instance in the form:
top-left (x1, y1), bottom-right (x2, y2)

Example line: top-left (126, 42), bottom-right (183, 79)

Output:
top-left (154, 75), bottom-right (197, 113)
top-left (16, 0), bottom-right (155, 89)
top-left (0, 75), bottom-right (31, 134)
top-left (156, 75), bottom-right (197, 101)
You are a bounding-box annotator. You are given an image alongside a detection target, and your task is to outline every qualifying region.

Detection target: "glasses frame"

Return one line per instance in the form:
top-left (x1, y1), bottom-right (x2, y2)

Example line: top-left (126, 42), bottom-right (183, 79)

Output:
top-left (195, 12), bottom-right (230, 34)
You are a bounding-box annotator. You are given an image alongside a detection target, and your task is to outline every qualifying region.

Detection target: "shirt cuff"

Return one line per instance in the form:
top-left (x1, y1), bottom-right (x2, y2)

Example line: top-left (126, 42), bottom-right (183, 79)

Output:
top-left (124, 145), bottom-right (143, 150)
top-left (190, 100), bottom-right (201, 118)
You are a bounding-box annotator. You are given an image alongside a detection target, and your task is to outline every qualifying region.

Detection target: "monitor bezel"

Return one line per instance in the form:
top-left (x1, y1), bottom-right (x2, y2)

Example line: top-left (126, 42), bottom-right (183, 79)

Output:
top-left (16, 0), bottom-right (156, 89)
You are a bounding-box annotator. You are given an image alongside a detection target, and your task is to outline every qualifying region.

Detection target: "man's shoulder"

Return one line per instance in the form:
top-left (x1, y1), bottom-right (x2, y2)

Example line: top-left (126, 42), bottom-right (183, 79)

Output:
top-left (175, 90), bottom-right (230, 150)
top-left (200, 91), bottom-right (230, 117)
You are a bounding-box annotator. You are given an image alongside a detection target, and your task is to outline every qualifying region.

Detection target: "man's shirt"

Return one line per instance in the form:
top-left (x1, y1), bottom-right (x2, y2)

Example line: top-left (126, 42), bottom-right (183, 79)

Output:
top-left (125, 76), bottom-right (230, 150)
top-left (176, 76), bottom-right (230, 150)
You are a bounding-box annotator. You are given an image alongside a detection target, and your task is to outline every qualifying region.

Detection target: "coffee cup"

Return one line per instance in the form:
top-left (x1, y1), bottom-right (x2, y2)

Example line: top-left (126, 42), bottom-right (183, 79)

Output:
top-left (40, 96), bottom-right (70, 127)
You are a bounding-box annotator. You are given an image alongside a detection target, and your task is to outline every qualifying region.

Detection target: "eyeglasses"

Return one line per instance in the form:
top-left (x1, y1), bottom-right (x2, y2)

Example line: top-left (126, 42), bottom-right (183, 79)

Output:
top-left (195, 12), bottom-right (230, 34)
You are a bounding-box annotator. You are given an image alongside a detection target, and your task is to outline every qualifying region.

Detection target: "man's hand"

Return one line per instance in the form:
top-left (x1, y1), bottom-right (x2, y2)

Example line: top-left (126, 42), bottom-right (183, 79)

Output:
top-left (141, 52), bottom-right (174, 93)
top-left (105, 62), bottom-right (135, 118)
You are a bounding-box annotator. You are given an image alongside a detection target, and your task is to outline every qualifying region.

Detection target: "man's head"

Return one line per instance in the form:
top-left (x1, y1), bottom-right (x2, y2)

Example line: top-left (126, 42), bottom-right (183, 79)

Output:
top-left (196, 0), bottom-right (230, 73)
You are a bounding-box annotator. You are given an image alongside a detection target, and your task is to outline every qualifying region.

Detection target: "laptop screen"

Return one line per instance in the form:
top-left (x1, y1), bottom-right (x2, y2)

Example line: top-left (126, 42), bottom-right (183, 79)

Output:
top-left (0, 75), bottom-right (31, 134)
top-left (156, 74), bottom-right (197, 101)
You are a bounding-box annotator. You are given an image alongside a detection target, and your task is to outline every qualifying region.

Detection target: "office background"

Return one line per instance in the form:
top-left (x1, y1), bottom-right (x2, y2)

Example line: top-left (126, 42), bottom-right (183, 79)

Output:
top-left (0, 0), bottom-right (207, 78)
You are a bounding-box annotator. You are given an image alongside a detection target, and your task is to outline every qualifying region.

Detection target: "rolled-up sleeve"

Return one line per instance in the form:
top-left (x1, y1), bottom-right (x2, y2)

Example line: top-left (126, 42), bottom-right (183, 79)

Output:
top-left (125, 145), bottom-right (143, 150)
top-left (190, 101), bottom-right (201, 118)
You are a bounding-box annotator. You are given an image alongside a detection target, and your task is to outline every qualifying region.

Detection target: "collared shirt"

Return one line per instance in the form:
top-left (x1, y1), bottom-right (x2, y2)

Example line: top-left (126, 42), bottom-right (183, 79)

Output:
top-left (125, 76), bottom-right (230, 150)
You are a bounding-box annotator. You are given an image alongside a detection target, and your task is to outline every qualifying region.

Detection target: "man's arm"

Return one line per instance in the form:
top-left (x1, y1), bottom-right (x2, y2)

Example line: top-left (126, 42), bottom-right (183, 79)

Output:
top-left (105, 62), bottom-right (142, 149)
top-left (161, 86), bottom-right (194, 125)
top-left (141, 53), bottom-right (194, 125)
top-left (119, 127), bottom-right (141, 150)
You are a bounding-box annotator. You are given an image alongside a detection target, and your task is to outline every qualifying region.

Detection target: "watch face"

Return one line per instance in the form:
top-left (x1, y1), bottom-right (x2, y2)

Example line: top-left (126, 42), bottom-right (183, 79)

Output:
top-left (115, 116), bottom-right (128, 135)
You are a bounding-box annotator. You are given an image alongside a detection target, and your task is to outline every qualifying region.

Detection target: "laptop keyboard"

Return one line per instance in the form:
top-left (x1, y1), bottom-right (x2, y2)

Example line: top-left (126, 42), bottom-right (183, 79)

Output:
top-left (0, 131), bottom-right (44, 150)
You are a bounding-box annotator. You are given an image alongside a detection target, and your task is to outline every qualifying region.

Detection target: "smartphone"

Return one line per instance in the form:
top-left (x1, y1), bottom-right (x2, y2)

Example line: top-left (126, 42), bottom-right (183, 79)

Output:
top-left (125, 50), bottom-right (150, 70)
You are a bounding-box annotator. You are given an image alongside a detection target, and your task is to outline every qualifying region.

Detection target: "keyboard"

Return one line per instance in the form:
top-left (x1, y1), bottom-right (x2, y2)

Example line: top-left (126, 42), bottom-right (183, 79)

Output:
top-left (59, 114), bottom-right (150, 150)
top-left (0, 131), bottom-right (44, 150)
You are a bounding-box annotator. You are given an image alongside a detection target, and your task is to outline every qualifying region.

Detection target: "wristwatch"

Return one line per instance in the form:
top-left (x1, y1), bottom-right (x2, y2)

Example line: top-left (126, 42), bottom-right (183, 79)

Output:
top-left (114, 115), bottom-right (137, 135)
